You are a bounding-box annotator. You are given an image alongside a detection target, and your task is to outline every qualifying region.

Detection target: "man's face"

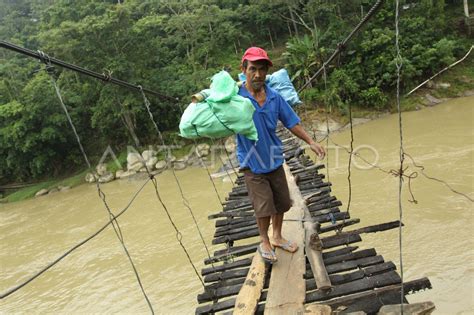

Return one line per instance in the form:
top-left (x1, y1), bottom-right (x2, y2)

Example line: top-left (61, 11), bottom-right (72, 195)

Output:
top-left (242, 60), bottom-right (269, 91)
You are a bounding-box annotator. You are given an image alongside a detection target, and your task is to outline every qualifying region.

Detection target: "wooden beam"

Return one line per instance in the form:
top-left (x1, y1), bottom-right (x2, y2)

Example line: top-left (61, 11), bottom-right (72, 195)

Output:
top-left (234, 253), bottom-right (267, 314)
top-left (304, 221), bottom-right (332, 290)
top-left (264, 164), bottom-right (306, 314)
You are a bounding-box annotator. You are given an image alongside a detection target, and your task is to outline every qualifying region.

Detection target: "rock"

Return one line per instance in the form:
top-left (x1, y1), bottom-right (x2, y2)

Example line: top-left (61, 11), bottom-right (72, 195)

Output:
top-left (463, 90), bottom-right (474, 97)
top-left (167, 155), bottom-right (176, 163)
top-left (85, 172), bottom-right (97, 183)
top-left (96, 163), bottom-right (108, 176)
top-left (155, 160), bottom-right (167, 171)
top-left (35, 188), bottom-right (49, 197)
top-left (351, 118), bottom-right (371, 126)
top-left (176, 157), bottom-right (188, 164)
top-left (436, 82), bottom-right (451, 89)
top-left (98, 172), bottom-right (115, 183)
top-left (424, 94), bottom-right (442, 106)
top-left (116, 170), bottom-right (125, 178)
top-left (196, 143), bottom-right (211, 157)
top-left (58, 185), bottom-right (71, 192)
top-left (173, 162), bottom-right (187, 170)
top-left (118, 170), bottom-right (136, 179)
top-left (225, 137), bottom-right (236, 153)
top-left (139, 166), bottom-right (148, 173)
top-left (128, 161), bottom-right (144, 172)
top-left (48, 188), bottom-right (59, 194)
top-left (426, 81), bottom-right (435, 89)
top-left (146, 157), bottom-right (158, 170)
top-left (187, 155), bottom-right (200, 166)
top-left (142, 150), bottom-right (157, 161)
top-left (316, 118), bottom-right (342, 134)
top-left (127, 152), bottom-right (143, 165)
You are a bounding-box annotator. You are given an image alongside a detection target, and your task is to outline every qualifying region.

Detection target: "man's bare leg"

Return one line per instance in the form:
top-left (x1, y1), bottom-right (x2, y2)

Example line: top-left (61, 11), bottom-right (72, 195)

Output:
top-left (256, 216), bottom-right (272, 252)
top-left (271, 212), bottom-right (298, 252)
top-left (271, 213), bottom-right (285, 243)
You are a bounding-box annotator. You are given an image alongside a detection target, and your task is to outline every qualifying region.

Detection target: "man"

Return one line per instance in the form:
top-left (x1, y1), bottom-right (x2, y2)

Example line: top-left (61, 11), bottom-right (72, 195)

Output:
top-left (237, 47), bottom-right (325, 263)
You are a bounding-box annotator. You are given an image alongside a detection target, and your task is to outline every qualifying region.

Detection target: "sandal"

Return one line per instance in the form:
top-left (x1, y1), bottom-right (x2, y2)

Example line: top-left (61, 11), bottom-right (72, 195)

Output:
top-left (257, 244), bottom-right (277, 264)
top-left (271, 239), bottom-right (299, 253)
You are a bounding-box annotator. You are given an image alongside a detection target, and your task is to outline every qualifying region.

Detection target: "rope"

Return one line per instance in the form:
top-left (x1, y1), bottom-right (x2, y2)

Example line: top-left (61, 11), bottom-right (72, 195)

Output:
top-left (222, 138), bottom-right (238, 185)
top-left (395, 0), bottom-right (405, 310)
top-left (45, 66), bottom-right (154, 313)
top-left (0, 40), bottom-right (176, 101)
top-left (138, 88), bottom-right (209, 287)
top-left (0, 177), bottom-right (151, 299)
top-left (298, 0), bottom-right (385, 92)
top-left (328, 137), bottom-right (418, 204)
top-left (406, 45), bottom-right (474, 96)
top-left (177, 101), bottom-right (226, 205)
top-left (404, 152), bottom-right (473, 202)
top-left (210, 138), bottom-right (236, 187)
top-left (323, 65), bottom-right (330, 184)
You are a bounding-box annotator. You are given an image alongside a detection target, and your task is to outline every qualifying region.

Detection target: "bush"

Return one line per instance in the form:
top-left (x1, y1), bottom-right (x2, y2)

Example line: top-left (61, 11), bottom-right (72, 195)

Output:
top-left (360, 87), bottom-right (388, 109)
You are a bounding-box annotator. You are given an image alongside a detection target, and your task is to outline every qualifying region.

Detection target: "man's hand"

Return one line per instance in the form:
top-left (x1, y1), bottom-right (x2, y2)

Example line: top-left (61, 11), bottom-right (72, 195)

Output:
top-left (309, 141), bottom-right (326, 159)
top-left (289, 124), bottom-right (326, 160)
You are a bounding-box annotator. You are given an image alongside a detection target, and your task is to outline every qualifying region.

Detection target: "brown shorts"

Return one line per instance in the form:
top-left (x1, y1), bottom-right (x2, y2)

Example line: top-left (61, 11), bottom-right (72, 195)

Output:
top-left (243, 165), bottom-right (293, 218)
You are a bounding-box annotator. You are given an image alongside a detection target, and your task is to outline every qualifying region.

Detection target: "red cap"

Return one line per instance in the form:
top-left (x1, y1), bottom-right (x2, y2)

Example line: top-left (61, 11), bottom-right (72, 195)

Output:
top-left (241, 47), bottom-right (273, 67)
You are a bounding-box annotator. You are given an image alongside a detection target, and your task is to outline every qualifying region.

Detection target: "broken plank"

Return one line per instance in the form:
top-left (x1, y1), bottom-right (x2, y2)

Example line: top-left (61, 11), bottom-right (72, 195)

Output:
top-left (234, 253), bottom-right (268, 315)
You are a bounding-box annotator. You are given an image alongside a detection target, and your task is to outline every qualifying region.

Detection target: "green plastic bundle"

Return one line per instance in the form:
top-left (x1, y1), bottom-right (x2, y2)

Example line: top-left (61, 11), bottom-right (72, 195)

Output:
top-left (179, 71), bottom-right (258, 140)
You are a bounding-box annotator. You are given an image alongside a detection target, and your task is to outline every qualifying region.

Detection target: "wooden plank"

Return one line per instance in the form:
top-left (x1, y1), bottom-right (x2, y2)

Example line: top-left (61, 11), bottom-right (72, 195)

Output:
top-left (321, 233), bottom-right (362, 249)
top-left (214, 223), bottom-right (258, 237)
top-left (212, 228), bottom-right (260, 244)
top-left (341, 220), bottom-right (403, 235)
top-left (264, 164), bottom-right (306, 314)
top-left (195, 297), bottom-right (236, 314)
top-left (199, 273), bottom-right (270, 303)
top-left (322, 278), bottom-right (432, 314)
top-left (213, 242), bottom-right (259, 256)
top-left (324, 248), bottom-right (377, 265)
top-left (201, 257), bottom-right (252, 276)
top-left (205, 243), bottom-right (259, 265)
top-left (319, 218), bottom-right (360, 233)
top-left (305, 262), bottom-right (396, 291)
top-left (304, 222), bottom-right (332, 290)
top-left (305, 270), bottom-right (402, 303)
top-left (204, 267), bottom-right (250, 283)
top-left (234, 253), bottom-right (267, 314)
top-left (215, 219), bottom-right (256, 234)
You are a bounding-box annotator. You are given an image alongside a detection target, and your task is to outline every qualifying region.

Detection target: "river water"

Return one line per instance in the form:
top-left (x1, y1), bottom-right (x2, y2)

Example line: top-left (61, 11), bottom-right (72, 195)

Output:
top-left (1, 96), bottom-right (472, 314)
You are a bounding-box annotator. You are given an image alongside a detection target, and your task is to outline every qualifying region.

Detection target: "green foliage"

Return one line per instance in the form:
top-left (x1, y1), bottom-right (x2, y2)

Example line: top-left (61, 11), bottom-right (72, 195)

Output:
top-left (0, 0), bottom-right (471, 184)
top-left (283, 0), bottom-right (471, 111)
top-left (360, 87), bottom-right (388, 110)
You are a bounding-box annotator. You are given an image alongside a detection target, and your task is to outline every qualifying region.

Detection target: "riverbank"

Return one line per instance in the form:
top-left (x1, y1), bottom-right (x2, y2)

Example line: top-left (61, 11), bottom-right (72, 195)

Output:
top-left (2, 55), bottom-right (472, 204)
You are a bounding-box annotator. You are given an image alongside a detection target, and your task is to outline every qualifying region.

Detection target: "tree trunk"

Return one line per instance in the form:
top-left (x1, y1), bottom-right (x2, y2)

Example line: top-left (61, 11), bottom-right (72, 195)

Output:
top-left (288, 6), bottom-right (299, 36)
top-left (464, 0), bottom-right (469, 17)
top-left (116, 98), bottom-right (140, 147)
top-left (287, 21), bottom-right (293, 36)
top-left (268, 28), bottom-right (275, 49)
